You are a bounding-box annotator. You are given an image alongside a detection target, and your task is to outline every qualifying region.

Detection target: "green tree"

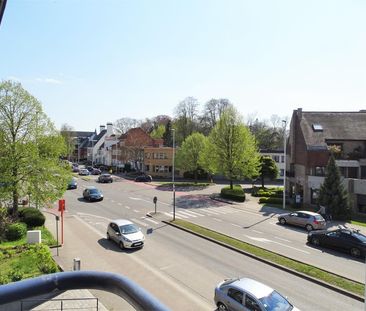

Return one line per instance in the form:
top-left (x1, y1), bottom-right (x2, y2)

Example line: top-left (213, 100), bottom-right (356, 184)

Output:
top-left (60, 123), bottom-right (75, 161)
top-left (318, 154), bottom-right (351, 220)
top-left (150, 124), bottom-right (165, 139)
top-left (0, 80), bottom-right (71, 215)
top-left (200, 107), bottom-right (260, 189)
top-left (257, 156), bottom-right (279, 188)
top-left (175, 133), bottom-right (208, 183)
top-left (163, 120), bottom-right (173, 147)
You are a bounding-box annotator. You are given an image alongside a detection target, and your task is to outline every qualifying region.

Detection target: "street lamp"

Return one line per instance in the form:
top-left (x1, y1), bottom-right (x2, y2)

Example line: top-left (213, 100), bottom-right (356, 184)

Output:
top-left (172, 129), bottom-right (176, 221)
top-left (282, 120), bottom-right (287, 210)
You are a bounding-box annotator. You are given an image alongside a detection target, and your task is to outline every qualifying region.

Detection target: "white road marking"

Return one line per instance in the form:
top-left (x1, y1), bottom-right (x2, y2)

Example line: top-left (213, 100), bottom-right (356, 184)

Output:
top-left (125, 206), bottom-right (131, 209)
top-left (213, 218), bottom-right (222, 222)
top-left (245, 235), bottom-right (310, 254)
top-left (110, 199), bottom-right (115, 203)
top-left (164, 212), bottom-right (183, 219)
top-left (143, 218), bottom-right (159, 224)
top-left (199, 209), bottom-right (220, 215)
top-left (184, 210), bottom-right (205, 216)
top-left (131, 218), bottom-right (148, 227)
top-left (133, 209), bottom-right (140, 213)
top-left (231, 223), bottom-right (241, 228)
top-left (176, 210), bottom-right (197, 218)
top-left (129, 197), bottom-right (141, 200)
top-left (275, 237), bottom-right (291, 242)
top-left (252, 230), bottom-right (263, 234)
top-left (118, 203), bottom-right (122, 206)
top-left (174, 212), bottom-right (190, 219)
top-left (77, 212), bottom-right (111, 221)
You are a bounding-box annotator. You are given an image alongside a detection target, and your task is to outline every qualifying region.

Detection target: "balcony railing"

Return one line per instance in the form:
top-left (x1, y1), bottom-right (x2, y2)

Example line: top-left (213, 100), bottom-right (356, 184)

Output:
top-left (0, 271), bottom-right (170, 311)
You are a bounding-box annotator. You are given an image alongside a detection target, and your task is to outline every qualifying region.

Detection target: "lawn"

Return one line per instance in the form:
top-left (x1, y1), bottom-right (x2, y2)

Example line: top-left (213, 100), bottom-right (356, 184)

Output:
top-left (0, 226), bottom-right (59, 285)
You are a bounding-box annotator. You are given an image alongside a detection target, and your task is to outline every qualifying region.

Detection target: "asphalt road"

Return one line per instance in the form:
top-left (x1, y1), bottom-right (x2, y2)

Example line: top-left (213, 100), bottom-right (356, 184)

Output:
top-left (50, 175), bottom-right (364, 310)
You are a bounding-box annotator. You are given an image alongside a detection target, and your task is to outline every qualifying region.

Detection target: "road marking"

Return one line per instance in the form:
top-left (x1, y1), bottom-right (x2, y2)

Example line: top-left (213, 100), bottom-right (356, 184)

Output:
top-left (175, 212), bottom-right (189, 219)
top-left (199, 209), bottom-right (220, 215)
top-left (213, 218), bottom-right (222, 222)
top-left (143, 217), bottom-right (159, 224)
top-left (76, 212), bottom-right (111, 221)
top-left (133, 209), bottom-right (140, 213)
top-left (176, 210), bottom-right (197, 218)
top-left (184, 210), bottom-right (205, 216)
top-left (245, 235), bottom-right (310, 254)
top-left (129, 197), bottom-right (141, 200)
top-left (164, 212), bottom-right (182, 219)
top-left (275, 237), bottom-right (291, 242)
top-left (131, 218), bottom-right (148, 227)
top-left (231, 223), bottom-right (241, 228)
top-left (118, 202), bottom-right (122, 206)
top-left (125, 206), bottom-right (131, 209)
top-left (110, 199), bottom-right (115, 203)
top-left (252, 230), bottom-right (263, 234)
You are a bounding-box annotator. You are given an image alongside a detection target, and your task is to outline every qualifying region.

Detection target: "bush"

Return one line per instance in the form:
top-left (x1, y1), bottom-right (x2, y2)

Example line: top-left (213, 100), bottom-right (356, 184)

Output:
top-left (259, 197), bottom-right (283, 205)
top-left (252, 187), bottom-right (283, 198)
top-left (221, 185), bottom-right (245, 202)
top-left (5, 222), bottom-right (27, 241)
top-left (183, 169), bottom-right (208, 180)
top-left (20, 209), bottom-right (45, 228)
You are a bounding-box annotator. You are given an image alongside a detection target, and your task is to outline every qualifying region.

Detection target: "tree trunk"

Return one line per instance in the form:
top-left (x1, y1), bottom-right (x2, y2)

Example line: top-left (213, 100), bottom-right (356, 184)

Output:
top-left (194, 170), bottom-right (198, 184)
top-left (230, 180), bottom-right (233, 189)
top-left (261, 175), bottom-right (265, 188)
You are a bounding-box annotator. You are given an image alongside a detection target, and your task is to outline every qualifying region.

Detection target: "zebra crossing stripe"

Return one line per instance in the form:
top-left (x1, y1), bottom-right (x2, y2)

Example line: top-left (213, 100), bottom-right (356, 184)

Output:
top-left (164, 212), bottom-right (183, 219)
top-left (131, 218), bottom-right (148, 227)
top-left (182, 210), bottom-right (205, 216)
top-left (144, 218), bottom-right (159, 224)
top-left (174, 212), bottom-right (190, 219)
top-left (199, 209), bottom-right (220, 215)
top-left (175, 210), bottom-right (197, 217)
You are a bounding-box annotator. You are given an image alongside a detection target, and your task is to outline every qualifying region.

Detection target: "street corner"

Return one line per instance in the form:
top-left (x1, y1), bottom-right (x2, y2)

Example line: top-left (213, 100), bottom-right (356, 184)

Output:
top-left (146, 211), bottom-right (170, 221)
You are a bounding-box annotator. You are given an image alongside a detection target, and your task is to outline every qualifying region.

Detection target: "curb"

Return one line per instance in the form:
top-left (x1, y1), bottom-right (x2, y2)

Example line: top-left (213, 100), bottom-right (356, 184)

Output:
top-left (162, 220), bottom-right (364, 303)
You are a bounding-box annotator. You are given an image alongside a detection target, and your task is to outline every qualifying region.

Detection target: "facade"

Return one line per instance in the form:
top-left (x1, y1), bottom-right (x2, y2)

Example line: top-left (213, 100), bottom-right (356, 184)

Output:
top-left (260, 149), bottom-right (285, 180)
top-left (143, 146), bottom-right (174, 178)
top-left (287, 108), bottom-right (366, 213)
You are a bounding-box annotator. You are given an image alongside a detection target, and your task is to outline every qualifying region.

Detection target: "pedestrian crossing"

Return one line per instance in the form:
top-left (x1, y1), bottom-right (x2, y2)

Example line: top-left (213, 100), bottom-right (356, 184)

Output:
top-left (164, 206), bottom-right (238, 219)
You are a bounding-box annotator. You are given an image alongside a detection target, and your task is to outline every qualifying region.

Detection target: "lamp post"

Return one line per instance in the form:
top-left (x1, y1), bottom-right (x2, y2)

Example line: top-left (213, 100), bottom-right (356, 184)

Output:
top-left (172, 129), bottom-right (176, 221)
top-left (282, 120), bottom-right (287, 210)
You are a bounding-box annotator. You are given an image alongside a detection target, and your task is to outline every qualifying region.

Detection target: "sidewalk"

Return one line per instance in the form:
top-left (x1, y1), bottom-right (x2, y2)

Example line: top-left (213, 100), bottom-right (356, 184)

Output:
top-left (42, 211), bottom-right (110, 311)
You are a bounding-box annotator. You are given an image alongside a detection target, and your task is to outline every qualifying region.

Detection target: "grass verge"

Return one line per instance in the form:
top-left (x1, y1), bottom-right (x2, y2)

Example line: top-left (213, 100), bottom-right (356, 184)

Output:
top-left (351, 220), bottom-right (366, 228)
top-left (156, 182), bottom-right (211, 187)
top-left (0, 226), bottom-right (57, 247)
top-left (172, 219), bottom-right (364, 297)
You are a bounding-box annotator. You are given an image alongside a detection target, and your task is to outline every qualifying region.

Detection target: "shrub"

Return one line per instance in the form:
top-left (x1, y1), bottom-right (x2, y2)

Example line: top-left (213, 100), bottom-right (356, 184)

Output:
top-left (5, 222), bottom-right (27, 241)
top-left (221, 185), bottom-right (245, 202)
top-left (252, 187), bottom-right (283, 198)
top-left (20, 209), bottom-right (45, 228)
top-left (259, 197), bottom-right (283, 205)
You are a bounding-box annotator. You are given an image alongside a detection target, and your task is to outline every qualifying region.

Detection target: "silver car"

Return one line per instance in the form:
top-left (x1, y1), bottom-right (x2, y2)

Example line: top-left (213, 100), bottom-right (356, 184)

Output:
top-left (107, 219), bottom-right (145, 249)
top-left (214, 278), bottom-right (300, 311)
top-left (278, 211), bottom-right (326, 231)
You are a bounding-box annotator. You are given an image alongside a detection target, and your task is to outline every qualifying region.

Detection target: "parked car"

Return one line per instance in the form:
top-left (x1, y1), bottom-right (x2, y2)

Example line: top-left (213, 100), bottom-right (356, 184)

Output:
top-left (86, 166), bottom-right (94, 172)
top-left (107, 219), bottom-right (145, 249)
top-left (278, 211), bottom-right (326, 231)
top-left (79, 168), bottom-right (90, 176)
top-left (82, 186), bottom-right (103, 202)
top-left (91, 168), bottom-right (102, 175)
top-left (98, 173), bottom-right (113, 183)
top-left (307, 226), bottom-right (366, 258)
top-left (214, 277), bottom-right (300, 311)
top-left (135, 175), bottom-right (152, 182)
top-left (67, 178), bottom-right (77, 190)
top-left (72, 166), bottom-right (80, 173)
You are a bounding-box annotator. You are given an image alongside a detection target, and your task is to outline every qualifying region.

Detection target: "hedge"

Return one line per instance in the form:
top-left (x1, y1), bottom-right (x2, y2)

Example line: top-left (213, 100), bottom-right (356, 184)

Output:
top-left (259, 197), bottom-right (283, 204)
top-left (221, 185), bottom-right (245, 202)
top-left (19, 209), bottom-right (45, 228)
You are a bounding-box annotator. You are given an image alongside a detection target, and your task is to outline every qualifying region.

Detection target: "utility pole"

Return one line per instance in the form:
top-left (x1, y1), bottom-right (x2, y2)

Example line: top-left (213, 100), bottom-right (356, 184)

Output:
top-left (172, 129), bottom-right (176, 221)
top-left (282, 120), bottom-right (287, 210)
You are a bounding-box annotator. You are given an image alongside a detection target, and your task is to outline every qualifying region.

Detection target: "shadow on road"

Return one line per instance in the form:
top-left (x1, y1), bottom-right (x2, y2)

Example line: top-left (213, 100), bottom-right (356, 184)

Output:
top-left (97, 238), bottom-right (142, 254)
top-left (306, 242), bottom-right (364, 262)
top-left (242, 214), bottom-right (276, 229)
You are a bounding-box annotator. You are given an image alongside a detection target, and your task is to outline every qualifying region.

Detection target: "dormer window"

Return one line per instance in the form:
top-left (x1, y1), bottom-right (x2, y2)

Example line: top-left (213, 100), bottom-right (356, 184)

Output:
top-left (312, 124), bottom-right (323, 132)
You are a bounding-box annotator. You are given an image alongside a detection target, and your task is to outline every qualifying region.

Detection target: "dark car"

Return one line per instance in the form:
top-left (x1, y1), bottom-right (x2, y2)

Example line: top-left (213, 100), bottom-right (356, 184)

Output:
top-left (82, 186), bottom-right (104, 202)
top-left (86, 166), bottom-right (94, 172)
top-left (307, 226), bottom-right (366, 258)
top-left (135, 175), bottom-right (152, 182)
top-left (98, 173), bottom-right (113, 183)
top-left (67, 178), bottom-right (77, 190)
top-left (91, 168), bottom-right (102, 175)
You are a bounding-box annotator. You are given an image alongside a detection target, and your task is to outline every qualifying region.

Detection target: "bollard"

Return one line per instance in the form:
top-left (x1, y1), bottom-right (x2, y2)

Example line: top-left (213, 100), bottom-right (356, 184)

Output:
top-left (73, 258), bottom-right (81, 271)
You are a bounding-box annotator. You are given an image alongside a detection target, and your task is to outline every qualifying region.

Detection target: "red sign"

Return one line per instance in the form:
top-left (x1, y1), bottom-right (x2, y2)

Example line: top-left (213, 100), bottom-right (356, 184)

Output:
top-left (58, 199), bottom-right (65, 212)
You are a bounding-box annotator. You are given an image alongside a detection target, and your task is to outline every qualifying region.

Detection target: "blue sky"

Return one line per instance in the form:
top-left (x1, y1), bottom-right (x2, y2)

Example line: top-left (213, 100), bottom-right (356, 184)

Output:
top-left (1, 0), bottom-right (365, 131)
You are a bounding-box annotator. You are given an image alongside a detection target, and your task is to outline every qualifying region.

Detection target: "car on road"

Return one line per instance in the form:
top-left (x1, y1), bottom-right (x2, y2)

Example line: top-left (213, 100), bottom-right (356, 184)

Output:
top-left (79, 168), bottom-right (90, 176)
top-left (67, 178), bottom-right (77, 190)
top-left (214, 277), bottom-right (300, 311)
top-left (98, 173), bottom-right (113, 183)
top-left (72, 166), bottom-right (80, 172)
top-left (307, 226), bottom-right (366, 258)
top-left (107, 219), bottom-right (145, 249)
top-left (91, 168), bottom-right (102, 175)
top-left (278, 211), bottom-right (326, 232)
top-left (82, 186), bottom-right (103, 202)
top-left (135, 175), bottom-right (152, 182)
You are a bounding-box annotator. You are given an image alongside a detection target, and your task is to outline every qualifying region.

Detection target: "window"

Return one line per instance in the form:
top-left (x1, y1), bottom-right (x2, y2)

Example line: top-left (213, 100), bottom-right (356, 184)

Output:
top-left (310, 188), bottom-right (319, 204)
top-left (312, 124), bottom-right (323, 132)
top-left (227, 288), bottom-right (243, 304)
top-left (314, 166), bottom-right (325, 176)
top-left (280, 169), bottom-right (284, 177)
top-left (281, 155), bottom-right (285, 163)
top-left (245, 295), bottom-right (261, 311)
top-left (273, 155), bottom-right (280, 163)
top-left (361, 167), bottom-right (366, 179)
top-left (348, 167), bottom-right (358, 179)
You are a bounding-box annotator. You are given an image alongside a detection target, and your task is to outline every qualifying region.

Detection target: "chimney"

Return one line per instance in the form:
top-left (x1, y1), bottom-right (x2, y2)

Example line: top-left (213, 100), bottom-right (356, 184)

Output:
top-left (99, 125), bottom-right (105, 133)
top-left (107, 122), bottom-right (113, 136)
top-left (297, 108), bottom-right (302, 120)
